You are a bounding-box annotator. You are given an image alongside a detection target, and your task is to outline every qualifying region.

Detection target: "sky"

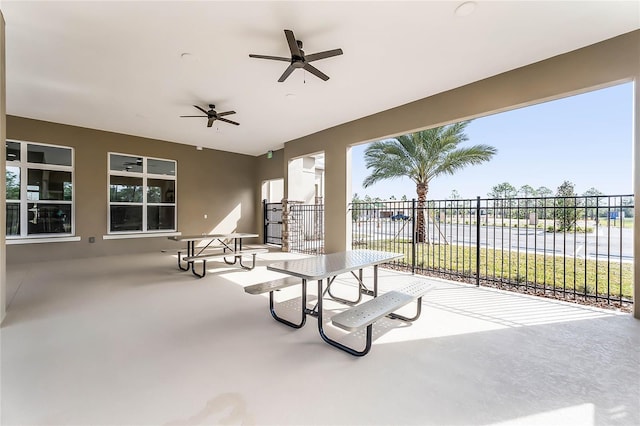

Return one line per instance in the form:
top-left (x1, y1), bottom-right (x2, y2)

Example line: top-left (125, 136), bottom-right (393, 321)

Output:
top-left (351, 81), bottom-right (634, 201)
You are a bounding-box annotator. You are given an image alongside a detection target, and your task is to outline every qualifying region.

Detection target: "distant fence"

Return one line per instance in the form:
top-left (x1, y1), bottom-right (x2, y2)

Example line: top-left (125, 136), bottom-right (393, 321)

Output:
top-left (350, 195), bottom-right (633, 307)
top-left (264, 195), bottom-right (634, 307)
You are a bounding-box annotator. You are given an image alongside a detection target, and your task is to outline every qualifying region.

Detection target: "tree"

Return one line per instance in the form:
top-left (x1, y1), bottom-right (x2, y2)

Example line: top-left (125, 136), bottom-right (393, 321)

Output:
top-left (555, 180), bottom-right (577, 231)
top-left (488, 182), bottom-right (517, 199)
top-left (535, 186), bottom-right (554, 219)
top-left (518, 185), bottom-right (536, 218)
top-left (6, 169), bottom-right (20, 200)
top-left (518, 185), bottom-right (535, 198)
top-left (351, 193), bottom-right (362, 222)
top-left (449, 189), bottom-right (460, 199)
top-left (582, 187), bottom-right (604, 219)
top-left (488, 182), bottom-right (516, 218)
top-left (363, 121), bottom-right (497, 242)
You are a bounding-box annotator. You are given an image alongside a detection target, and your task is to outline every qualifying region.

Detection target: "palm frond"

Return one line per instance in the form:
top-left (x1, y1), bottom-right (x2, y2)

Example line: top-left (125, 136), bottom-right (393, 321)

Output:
top-left (362, 120), bottom-right (496, 189)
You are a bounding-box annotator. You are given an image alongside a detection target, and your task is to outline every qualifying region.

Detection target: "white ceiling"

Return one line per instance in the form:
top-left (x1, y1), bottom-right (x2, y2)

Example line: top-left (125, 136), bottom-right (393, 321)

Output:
top-left (2, 1), bottom-right (639, 156)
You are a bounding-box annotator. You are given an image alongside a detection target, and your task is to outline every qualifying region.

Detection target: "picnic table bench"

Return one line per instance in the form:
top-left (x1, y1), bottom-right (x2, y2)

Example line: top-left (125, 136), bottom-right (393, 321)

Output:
top-left (183, 248), bottom-right (269, 277)
top-left (169, 233), bottom-right (263, 277)
top-left (330, 280), bottom-right (435, 355)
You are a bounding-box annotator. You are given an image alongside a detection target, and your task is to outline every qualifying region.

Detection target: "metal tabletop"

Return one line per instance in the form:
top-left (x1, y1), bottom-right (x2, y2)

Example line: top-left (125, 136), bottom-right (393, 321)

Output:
top-left (169, 233), bottom-right (258, 242)
top-left (267, 249), bottom-right (402, 280)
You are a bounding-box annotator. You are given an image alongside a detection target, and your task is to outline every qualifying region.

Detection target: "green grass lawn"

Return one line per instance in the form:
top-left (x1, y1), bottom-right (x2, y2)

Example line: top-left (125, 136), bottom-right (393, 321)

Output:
top-left (356, 240), bottom-right (633, 300)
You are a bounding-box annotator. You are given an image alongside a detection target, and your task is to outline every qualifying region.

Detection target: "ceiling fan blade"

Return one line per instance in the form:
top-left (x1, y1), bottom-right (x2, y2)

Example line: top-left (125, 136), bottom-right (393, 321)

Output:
top-left (217, 111), bottom-right (236, 117)
top-left (180, 115), bottom-right (207, 118)
top-left (218, 117), bottom-right (240, 126)
top-left (207, 117), bottom-right (215, 128)
top-left (278, 64), bottom-right (297, 82)
top-left (303, 63), bottom-right (329, 81)
top-left (249, 54), bottom-right (290, 62)
top-left (305, 48), bottom-right (344, 62)
top-left (284, 29), bottom-right (301, 57)
top-left (194, 105), bottom-right (209, 115)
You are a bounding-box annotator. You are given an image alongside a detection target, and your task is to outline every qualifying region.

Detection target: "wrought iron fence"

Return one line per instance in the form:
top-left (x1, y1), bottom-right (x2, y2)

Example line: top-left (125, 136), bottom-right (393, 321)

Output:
top-left (263, 201), bottom-right (283, 246)
top-left (288, 203), bottom-right (324, 254)
top-left (350, 195), bottom-right (634, 307)
top-left (264, 200), bottom-right (324, 254)
top-left (264, 195), bottom-right (633, 307)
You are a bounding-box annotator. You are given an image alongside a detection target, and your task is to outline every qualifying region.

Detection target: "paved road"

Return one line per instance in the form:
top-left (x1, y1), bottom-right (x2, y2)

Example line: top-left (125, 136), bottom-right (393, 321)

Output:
top-left (352, 220), bottom-right (634, 262)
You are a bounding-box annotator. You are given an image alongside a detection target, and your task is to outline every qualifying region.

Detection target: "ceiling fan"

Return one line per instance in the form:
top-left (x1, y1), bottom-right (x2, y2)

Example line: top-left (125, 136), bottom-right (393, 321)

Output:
top-left (122, 157), bottom-right (142, 171)
top-left (180, 105), bottom-right (239, 127)
top-left (249, 29), bottom-right (343, 82)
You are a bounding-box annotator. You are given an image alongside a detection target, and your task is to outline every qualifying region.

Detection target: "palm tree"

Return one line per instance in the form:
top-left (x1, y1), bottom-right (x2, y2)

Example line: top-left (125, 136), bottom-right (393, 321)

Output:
top-left (363, 121), bottom-right (497, 242)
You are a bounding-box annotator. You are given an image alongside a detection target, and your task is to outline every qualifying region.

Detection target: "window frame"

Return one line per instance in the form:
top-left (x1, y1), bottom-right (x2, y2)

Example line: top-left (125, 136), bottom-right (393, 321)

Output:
top-left (5, 139), bottom-right (75, 239)
top-left (107, 152), bottom-right (177, 234)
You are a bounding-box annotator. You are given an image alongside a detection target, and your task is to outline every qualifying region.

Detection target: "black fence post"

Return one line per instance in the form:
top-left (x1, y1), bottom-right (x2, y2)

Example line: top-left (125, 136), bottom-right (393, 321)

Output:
top-left (476, 196), bottom-right (481, 287)
top-left (262, 199), bottom-right (267, 244)
top-left (411, 198), bottom-right (416, 274)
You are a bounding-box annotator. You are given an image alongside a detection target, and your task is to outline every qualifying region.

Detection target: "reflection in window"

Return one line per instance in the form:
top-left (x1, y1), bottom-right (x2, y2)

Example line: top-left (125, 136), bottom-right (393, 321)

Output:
top-left (147, 179), bottom-right (175, 203)
top-left (110, 176), bottom-right (143, 202)
top-left (6, 204), bottom-right (19, 236)
top-left (148, 206), bottom-right (175, 230)
top-left (5, 140), bottom-right (74, 238)
top-left (27, 169), bottom-right (73, 201)
top-left (6, 166), bottom-right (20, 200)
top-left (148, 159), bottom-right (176, 176)
top-left (27, 203), bottom-right (72, 234)
top-left (108, 153), bottom-right (176, 233)
top-left (6, 141), bottom-right (20, 161)
top-left (110, 154), bottom-right (143, 173)
top-left (27, 144), bottom-right (72, 166)
top-left (110, 205), bottom-right (143, 232)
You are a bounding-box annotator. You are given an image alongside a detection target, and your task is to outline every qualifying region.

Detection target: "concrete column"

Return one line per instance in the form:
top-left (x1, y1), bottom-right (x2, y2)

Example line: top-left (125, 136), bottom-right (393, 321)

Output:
top-left (634, 77), bottom-right (639, 320)
top-left (0, 11), bottom-right (6, 325)
top-left (281, 199), bottom-right (303, 252)
top-left (323, 143), bottom-right (351, 253)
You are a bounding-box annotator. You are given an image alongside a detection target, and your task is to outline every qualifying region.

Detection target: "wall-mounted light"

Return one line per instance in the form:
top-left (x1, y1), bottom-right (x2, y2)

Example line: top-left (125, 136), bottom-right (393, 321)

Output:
top-left (267, 150), bottom-right (273, 159)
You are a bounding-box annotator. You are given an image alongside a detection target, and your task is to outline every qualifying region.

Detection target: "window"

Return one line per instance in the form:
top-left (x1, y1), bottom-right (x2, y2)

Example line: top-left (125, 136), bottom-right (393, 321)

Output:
top-left (108, 153), bottom-right (176, 233)
top-left (5, 140), bottom-right (74, 238)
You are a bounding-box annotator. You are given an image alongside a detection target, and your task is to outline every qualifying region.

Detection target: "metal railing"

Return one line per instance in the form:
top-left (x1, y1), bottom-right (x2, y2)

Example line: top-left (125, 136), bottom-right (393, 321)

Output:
top-left (350, 196), bottom-right (634, 307)
top-left (264, 195), bottom-right (633, 307)
top-left (288, 203), bottom-right (324, 254)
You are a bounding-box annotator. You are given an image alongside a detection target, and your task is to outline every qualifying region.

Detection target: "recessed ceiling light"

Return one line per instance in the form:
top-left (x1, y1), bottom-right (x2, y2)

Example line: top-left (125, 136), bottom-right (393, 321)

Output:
top-left (455, 1), bottom-right (477, 17)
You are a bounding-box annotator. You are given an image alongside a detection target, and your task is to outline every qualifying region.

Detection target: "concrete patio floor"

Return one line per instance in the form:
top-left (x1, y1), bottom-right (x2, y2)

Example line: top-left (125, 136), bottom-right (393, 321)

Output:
top-left (1, 249), bottom-right (638, 425)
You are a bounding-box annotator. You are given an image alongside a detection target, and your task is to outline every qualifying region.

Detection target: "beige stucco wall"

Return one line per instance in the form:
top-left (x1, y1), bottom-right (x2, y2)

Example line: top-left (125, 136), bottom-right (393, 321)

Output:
top-left (6, 116), bottom-right (259, 263)
top-left (270, 30), bottom-right (640, 316)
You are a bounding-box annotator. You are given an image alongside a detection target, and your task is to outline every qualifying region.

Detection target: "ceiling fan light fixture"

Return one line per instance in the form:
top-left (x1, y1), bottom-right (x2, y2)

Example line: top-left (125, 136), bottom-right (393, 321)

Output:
top-left (455, 1), bottom-right (477, 17)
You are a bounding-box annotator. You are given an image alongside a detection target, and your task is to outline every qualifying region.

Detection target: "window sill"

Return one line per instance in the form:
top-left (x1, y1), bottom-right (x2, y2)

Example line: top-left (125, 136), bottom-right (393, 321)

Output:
top-left (6, 236), bottom-right (82, 245)
top-left (102, 231), bottom-right (181, 240)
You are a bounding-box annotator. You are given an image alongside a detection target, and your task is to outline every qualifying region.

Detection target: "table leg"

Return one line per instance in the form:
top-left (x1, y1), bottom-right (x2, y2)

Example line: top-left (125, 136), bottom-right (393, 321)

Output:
top-left (373, 264), bottom-right (378, 297)
top-left (223, 238), bottom-right (239, 265)
top-left (326, 267), bottom-right (375, 303)
top-left (316, 278), bottom-right (372, 357)
top-left (177, 241), bottom-right (193, 271)
top-left (269, 278), bottom-right (307, 328)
